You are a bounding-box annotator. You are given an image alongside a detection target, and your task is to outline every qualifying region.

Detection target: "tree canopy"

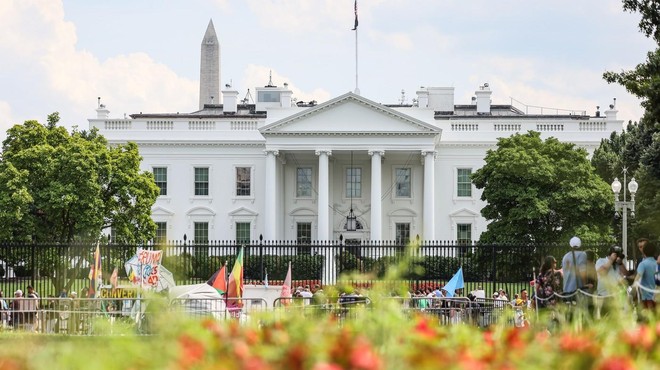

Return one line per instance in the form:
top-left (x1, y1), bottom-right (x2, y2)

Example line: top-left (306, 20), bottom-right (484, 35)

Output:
top-left (472, 131), bottom-right (613, 244)
top-left (597, 0), bottom-right (660, 244)
top-left (0, 113), bottom-right (159, 243)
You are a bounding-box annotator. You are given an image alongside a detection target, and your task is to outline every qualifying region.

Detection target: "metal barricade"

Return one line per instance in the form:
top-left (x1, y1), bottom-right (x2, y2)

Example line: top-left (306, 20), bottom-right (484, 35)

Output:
top-left (474, 298), bottom-right (516, 327)
top-left (272, 295), bottom-right (371, 323)
top-left (170, 297), bottom-right (268, 322)
top-left (42, 297), bottom-right (148, 335)
top-left (0, 297), bottom-right (150, 335)
top-left (401, 297), bottom-right (472, 325)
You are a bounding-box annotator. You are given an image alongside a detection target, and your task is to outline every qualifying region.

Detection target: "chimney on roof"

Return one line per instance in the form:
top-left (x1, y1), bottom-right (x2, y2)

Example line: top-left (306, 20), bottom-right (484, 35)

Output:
top-left (416, 88), bottom-right (429, 108)
top-left (96, 97), bottom-right (109, 119)
top-left (417, 87), bottom-right (454, 112)
top-left (222, 85), bottom-right (238, 114)
top-left (281, 82), bottom-right (292, 107)
top-left (475, 83), bottom-right (492, 115)
top-left (605, 99), bottom-right (617, 121)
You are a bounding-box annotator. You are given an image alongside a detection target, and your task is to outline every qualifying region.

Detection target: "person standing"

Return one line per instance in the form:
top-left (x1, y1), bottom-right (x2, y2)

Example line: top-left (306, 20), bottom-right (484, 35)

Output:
top-left (656, 254), bottom-right (660, 288)
top-left (0, 290), bottom-right (8, 328)
top-left (635, 239), bottom-right (657, 310)
top-left (595, 246), bottom-right (626, 318)
top-left (10, 290), bottom-right (23, 330)
top-left (514, 289), bottom-right (530, 328)
top-left (561, 236), bottom-right (587, 300)
top-left (535, 256), bottom-right (563, 308)
top-left (26, 285), bottom-right (39, 299)
top-left (24, 286), bottom-right (39, 332)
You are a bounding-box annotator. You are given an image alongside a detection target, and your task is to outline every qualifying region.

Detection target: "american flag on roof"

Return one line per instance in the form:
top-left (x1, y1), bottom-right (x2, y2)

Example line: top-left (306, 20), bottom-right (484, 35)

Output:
top-left (351, 0), bottom-right (358, 30)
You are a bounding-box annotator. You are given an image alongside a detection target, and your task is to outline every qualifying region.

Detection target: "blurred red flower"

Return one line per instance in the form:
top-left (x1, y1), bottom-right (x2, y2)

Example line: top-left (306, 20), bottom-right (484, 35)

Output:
top-left (596, 356), bottom-right (634, 370)
top-left (350, 337), bottom-right (382, 370)
top-left (177, 335), bottom-right (205, 369)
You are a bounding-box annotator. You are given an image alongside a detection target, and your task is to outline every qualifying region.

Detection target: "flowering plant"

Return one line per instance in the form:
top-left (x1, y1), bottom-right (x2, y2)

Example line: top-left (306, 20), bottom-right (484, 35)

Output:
top-left (0, 257), bottom-right (658, 369)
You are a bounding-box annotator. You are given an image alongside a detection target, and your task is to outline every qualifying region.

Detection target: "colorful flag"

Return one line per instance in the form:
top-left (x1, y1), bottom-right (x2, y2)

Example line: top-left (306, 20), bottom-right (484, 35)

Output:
top-left (351, 0), bottom-right (358, 30)
top-left (280, 261), bottom-right (292, 306)
top-left (227, 247), bottom-right (244, 309)
top-left (207, 261), bottom-right (228, 295)
top-left (88, 243), bottom-right (102, 297)
top-left (110, 267), bottom-right (118, 289)
top-left (442, 267), bottom-right (465, 298)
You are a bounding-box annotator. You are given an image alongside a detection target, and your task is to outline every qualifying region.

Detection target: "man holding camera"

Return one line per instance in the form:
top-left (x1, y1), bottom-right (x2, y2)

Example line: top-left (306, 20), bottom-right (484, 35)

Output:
top-left (594, 246), bottom-right (628, 318)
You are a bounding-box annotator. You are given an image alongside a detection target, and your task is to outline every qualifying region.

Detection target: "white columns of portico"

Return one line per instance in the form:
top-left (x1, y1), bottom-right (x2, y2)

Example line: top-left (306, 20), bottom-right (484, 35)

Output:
top-left (421, 150), bottom-right (437, 241)
top-left (368, 150), bottom-right (384, 240)
top-left (316, 150), bottom-right (332, 240)
top-left (264, 149), bottom-right (279, 240)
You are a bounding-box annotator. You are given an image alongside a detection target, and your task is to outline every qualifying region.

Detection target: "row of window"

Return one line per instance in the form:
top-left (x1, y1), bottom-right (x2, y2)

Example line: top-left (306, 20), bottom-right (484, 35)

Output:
top-left (153, 167), bottom-right (252, 197)
top-left (151, 221), bottom-right (472, 244)
top-left (153, 221), bottom-right (252, 244)
top-left (394, 223), bottom-right (471, 244)
top-left (153, 167), bottom-right (473, 199)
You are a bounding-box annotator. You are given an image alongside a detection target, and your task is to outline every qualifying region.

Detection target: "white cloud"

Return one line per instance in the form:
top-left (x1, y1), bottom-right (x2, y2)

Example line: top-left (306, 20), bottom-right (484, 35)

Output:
top-left (369, 30), bottom-right (413, 51)
top-left (0, 0), bottom-right (197, 128)
top-left (246, 0), bottom-right (348, 34)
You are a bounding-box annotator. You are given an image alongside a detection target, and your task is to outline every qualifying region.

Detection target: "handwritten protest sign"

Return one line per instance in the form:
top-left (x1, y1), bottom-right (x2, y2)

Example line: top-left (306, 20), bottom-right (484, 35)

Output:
top-left (125, 248), bottom-right (164, 290)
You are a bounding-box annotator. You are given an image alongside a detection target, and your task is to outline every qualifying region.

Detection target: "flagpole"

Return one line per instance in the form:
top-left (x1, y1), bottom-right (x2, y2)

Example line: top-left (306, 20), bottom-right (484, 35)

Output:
top-left (355, 28), bottom-right (359, 94)
top-left (352, 0), bottom-right (359, 95)
top-left (224, 260), bottom-right (228, 299)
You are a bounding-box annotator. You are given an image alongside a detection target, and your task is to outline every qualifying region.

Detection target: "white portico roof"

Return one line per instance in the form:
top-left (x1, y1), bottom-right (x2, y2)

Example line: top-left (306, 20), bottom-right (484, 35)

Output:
top-left (260, 92), bottom-right (441, 151)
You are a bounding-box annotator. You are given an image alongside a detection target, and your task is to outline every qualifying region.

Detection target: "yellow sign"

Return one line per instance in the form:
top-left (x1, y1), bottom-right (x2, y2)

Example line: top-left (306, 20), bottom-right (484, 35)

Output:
top-left (99, 287), bottom-right (138, 299)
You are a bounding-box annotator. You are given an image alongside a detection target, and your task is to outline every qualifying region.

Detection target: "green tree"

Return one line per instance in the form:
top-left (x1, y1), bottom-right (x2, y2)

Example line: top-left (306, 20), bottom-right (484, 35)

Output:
top-left (472, 131), bottom-right (613, 244)
top-left (598, 0), bottom-right (660, 243)
top-left (0, 114), bottom-right (159, 292)
top-left (1, 114), bottom-right (159, 242)
top-left (0, 162), bottom-right (32, 241)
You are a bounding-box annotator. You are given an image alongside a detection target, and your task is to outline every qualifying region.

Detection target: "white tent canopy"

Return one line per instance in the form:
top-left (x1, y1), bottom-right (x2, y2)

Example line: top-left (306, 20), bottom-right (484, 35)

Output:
top-left (168, 284), bottom-right (227, 320)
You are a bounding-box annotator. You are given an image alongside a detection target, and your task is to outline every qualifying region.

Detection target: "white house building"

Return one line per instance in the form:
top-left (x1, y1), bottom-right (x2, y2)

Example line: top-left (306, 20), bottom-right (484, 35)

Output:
top-left (88, 21), bottom-right (622, 244)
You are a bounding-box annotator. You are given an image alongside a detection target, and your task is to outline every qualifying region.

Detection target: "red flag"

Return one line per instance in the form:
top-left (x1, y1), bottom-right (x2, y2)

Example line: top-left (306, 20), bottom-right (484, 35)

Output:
top-left (351, 0), bottom-right (358, 30)
top-left (110, 267), bottom-right (118, 289)
top-left (207, 262), bottom-right (228, 295)
top-left (280, 262), bottom-right (292, 306)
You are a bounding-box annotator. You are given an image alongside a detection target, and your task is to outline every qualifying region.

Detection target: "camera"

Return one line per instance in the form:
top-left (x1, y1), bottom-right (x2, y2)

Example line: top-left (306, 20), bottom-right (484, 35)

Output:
top-left (609, 246), bottom-right (625, 261)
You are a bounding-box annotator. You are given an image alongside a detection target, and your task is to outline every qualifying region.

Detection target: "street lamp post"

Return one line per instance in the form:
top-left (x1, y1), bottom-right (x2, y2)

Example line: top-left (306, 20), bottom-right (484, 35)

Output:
top-left (611, 168), bottom-right (638, 262)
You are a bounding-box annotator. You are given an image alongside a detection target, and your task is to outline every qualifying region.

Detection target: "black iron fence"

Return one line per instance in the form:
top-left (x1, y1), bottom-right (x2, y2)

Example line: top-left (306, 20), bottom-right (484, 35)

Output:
top-left (0, 240), bottom-right (610, 299)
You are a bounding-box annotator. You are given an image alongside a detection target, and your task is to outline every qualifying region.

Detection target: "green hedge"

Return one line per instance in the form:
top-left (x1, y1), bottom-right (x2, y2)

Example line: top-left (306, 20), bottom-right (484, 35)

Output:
top-left (160, 253), bottom-right (325, 281)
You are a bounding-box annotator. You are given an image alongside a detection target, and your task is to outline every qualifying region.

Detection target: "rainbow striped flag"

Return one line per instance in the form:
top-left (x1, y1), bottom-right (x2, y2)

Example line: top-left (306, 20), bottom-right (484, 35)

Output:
top-left (227, 247), bottom-right (244, 309)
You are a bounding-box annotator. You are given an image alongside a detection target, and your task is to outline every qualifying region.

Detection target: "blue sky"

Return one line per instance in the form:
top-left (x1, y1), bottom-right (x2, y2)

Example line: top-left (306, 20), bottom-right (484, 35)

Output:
top-left (0, 0), bottom-right (655, 139)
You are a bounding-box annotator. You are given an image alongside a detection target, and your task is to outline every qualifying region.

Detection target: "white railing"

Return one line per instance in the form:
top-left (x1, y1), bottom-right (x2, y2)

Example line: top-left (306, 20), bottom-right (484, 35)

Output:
top-left (493, 123), bottom-right (521, 132)
top-left (536, 123), bottom-right (564, 131)
top-left (146, 121), bottom-right (174, 130)
top-left (188, 121), bottom-right (216, 130)
top-left (231, 121), bottom-right (258, 130)
top-left (104, 120), bottom-right (132, 130)
top-left (451, 123), bottom-right (479, 131)
top-left (578, 121), bottom-right (607, 131)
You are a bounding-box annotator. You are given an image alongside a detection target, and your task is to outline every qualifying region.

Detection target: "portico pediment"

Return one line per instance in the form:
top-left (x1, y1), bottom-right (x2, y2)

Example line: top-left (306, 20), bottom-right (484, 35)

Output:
top-left (228, 207), bottom-right (258, 217)
top-left (449, 208), bottom-right (479, 218)
top-left (152, 206), bottom-right (174, 216)
top-left (260, 93), bottom-right (440, 136)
